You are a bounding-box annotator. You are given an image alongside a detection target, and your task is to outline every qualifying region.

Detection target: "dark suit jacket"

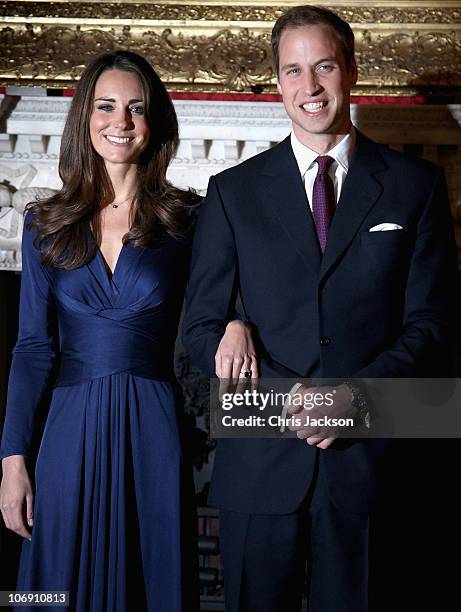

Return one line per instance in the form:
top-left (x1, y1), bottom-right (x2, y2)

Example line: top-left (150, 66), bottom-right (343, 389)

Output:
top-left (183, 131), bottom-right (457, 515)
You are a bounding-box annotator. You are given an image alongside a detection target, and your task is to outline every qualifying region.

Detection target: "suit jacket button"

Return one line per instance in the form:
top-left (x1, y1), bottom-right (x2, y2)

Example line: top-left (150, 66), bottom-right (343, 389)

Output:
top-left (320, 336), bottom-right (331, 346)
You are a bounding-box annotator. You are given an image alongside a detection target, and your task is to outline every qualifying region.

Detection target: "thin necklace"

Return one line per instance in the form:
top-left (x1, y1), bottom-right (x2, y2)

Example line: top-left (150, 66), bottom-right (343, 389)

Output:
top-left (111, 194), bottom-right (136, 209)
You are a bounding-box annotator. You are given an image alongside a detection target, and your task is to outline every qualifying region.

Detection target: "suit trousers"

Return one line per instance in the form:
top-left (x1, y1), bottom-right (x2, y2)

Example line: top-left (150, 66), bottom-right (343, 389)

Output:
top-left (219, 451), bottom-right (369, 612)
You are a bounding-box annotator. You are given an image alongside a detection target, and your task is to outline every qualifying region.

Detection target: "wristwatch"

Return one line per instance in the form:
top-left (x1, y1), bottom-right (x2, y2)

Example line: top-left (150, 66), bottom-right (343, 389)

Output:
top-left (344, 382), bottom-right (370, 429)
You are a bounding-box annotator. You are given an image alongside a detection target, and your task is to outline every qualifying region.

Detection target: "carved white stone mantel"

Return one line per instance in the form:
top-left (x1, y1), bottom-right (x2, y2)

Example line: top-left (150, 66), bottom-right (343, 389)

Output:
top-left (1, 95), bottom-right (461, 271)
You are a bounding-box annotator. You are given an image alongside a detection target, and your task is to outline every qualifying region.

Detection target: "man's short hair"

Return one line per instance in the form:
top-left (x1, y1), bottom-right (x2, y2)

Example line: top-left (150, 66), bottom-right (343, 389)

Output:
top-left (271, 5), bottom-right (356, 75)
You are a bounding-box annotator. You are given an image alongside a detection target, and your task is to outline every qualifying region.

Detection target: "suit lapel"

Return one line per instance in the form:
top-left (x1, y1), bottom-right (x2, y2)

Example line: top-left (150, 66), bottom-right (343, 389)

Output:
top-left (319, 132), bottom-right (389, 283)
top-left (260, 137), bottom-right (322, 275)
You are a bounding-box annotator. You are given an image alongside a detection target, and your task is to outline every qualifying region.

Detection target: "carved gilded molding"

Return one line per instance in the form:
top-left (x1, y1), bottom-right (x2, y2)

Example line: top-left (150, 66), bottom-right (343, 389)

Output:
top-left (1, 2), bottom-right (460, 23)
top-left (0, 1), bottom-right (460, 93)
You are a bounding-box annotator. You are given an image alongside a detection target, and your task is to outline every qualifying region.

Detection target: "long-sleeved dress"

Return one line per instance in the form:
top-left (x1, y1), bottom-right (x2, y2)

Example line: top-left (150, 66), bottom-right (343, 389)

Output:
top-left (0, 217), bottom-right (191, 611)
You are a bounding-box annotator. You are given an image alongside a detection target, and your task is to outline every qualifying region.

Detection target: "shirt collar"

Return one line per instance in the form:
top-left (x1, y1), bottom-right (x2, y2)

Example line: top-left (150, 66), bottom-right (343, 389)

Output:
top-left (290, 127), bottom-right (356, 177)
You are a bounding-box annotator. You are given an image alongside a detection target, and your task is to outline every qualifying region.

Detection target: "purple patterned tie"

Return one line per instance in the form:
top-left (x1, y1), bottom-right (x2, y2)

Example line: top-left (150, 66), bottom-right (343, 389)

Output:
top-left (312, 155), bottom-right (336, 252)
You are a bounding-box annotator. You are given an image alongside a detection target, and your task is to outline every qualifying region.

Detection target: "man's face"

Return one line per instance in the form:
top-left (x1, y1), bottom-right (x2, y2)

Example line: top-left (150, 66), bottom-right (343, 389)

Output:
top-left (276, 24), bottom-right (357, 150)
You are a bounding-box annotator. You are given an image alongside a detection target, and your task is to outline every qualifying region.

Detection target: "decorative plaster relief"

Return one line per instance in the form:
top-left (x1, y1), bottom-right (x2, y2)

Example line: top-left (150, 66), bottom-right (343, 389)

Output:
top-left (0, 96), bottom-right (460, 270)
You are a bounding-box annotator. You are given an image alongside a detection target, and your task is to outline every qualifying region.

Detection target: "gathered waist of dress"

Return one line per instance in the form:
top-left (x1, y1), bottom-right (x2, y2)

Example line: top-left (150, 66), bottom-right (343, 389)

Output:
top-left (55, 309), bottom-right (175, 386)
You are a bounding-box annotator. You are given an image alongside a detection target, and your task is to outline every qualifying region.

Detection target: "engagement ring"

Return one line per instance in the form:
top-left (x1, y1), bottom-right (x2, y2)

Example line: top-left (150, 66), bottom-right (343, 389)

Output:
top-left (240, 369), bottom-right (252, 379)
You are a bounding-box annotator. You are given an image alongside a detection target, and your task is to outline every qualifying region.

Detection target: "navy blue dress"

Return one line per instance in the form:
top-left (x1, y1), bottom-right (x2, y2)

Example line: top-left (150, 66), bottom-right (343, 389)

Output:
top-left (0, 217), bottom-right (190, 611)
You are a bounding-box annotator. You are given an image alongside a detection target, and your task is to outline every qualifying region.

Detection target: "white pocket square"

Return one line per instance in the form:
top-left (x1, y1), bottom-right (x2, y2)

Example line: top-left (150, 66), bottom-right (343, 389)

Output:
top-left (369, 223), bottom-right (403, 232)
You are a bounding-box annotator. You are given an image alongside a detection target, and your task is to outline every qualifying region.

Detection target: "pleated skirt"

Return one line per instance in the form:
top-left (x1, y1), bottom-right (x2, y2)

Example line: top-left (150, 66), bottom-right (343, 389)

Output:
top-left (16, 373), bottom-right (182, 612)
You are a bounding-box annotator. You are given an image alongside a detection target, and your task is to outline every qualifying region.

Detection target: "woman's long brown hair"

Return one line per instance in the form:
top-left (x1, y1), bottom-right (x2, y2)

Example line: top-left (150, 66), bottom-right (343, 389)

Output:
top-left (28, 51), bottom-right (198, 269)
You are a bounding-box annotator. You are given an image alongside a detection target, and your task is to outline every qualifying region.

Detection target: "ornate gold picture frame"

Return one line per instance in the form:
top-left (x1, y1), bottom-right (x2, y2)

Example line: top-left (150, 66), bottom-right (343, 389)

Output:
top-left (1, 1), bottom-right (460, 95)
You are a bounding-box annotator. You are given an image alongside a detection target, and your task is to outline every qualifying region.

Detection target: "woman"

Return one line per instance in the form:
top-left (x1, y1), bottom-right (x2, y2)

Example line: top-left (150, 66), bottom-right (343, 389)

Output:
top-left (0, 51), bottom-right (256, 611)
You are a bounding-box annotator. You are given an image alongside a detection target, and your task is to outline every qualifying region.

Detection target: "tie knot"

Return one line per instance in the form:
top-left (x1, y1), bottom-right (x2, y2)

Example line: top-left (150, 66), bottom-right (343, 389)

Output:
top-left (315, 155), bottom-right (334, 175)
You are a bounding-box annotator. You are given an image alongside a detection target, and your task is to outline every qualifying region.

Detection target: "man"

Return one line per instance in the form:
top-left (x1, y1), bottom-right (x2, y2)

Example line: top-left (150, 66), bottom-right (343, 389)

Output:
top-left (183, 5), bottom-right (456, 611)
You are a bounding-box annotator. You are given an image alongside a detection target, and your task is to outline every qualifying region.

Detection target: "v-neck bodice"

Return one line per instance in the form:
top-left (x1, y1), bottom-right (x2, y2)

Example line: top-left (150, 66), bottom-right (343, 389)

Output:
top-left (39, 231), bottom-right (190, 385)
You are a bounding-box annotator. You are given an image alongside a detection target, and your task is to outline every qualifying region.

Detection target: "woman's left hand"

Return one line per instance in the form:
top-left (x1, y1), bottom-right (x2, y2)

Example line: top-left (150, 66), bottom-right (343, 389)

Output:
top-left (215, 320), bottom-right (259, 381)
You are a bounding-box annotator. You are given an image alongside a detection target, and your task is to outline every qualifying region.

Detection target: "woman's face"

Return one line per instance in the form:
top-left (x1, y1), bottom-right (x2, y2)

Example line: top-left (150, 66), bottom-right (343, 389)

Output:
top-left (89, 69), bottom-right (150, 167)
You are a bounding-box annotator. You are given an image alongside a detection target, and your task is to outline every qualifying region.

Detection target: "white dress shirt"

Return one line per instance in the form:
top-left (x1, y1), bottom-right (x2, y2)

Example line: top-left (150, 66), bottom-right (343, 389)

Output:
top-left (290, 128), bottom-right (356, 209)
